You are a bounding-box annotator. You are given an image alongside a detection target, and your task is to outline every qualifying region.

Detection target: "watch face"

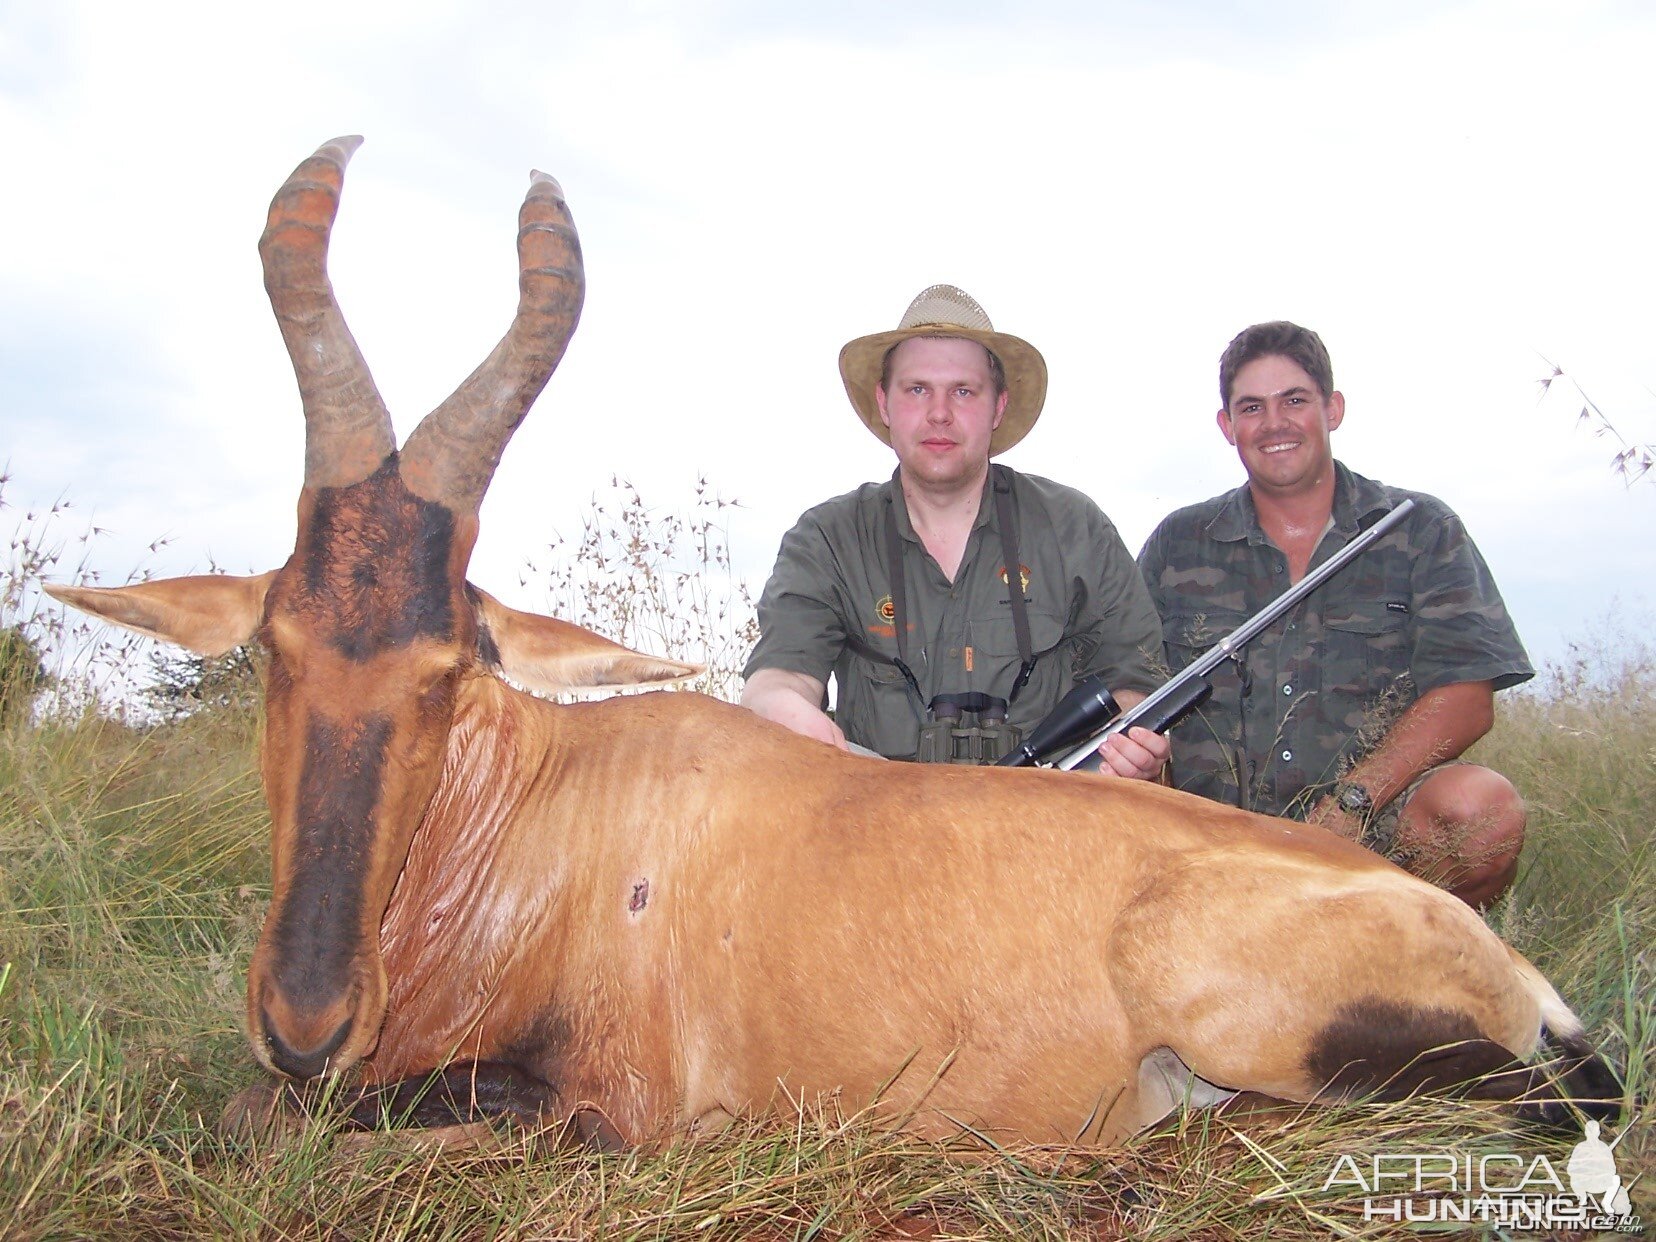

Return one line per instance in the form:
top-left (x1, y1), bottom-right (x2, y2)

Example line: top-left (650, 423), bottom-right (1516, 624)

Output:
top-left (1338, 785), bottom-right (1372, 816)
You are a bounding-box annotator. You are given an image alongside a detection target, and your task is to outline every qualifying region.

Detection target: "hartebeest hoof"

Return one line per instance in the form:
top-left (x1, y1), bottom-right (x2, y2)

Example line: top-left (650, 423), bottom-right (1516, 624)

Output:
top-left (217, 1077), bottom-right (312, 1143)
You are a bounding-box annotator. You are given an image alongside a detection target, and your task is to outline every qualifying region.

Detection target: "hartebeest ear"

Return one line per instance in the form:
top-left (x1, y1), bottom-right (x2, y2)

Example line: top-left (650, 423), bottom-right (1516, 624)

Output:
top-left (471, 587), bottom-right (702, 693)
top-left (46, 573), bottom-right (277, 657)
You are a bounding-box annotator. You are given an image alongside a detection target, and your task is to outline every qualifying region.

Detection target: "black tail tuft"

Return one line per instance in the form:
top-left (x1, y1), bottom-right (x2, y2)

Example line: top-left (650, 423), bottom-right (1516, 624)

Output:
top-left (1516, 1027), bottom-right (1623, 1132)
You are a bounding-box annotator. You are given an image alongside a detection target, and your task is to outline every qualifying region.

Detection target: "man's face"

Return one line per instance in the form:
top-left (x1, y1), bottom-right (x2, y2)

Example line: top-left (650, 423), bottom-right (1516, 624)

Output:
top-left (876, 336), bottom-right (1007, 493)
top-left (1217, 354), bottom-right (1345, 499)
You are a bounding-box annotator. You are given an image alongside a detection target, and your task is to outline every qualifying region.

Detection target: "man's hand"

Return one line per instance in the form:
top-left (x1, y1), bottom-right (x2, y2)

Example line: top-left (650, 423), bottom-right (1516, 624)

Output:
top-left (1093, 725), bottom-right (1171, 781)
top-left (740, 668), bottom-right (849, 751)
top-left (1090, 688), bottom-right (1171, 780)
top-left (1300, 682), bottom-right (1499, 847)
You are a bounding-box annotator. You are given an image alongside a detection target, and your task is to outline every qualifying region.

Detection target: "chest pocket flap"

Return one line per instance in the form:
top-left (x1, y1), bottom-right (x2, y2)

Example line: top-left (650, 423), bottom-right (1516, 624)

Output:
top-left (1322, 601), bottom-right (1409, 636)
top-left (1321, 600), bottom-right (1411, 697)
top-left (969, 608), bottom-right (1066, 658)
top-left (1163, 610), bottom-right (1249, 655)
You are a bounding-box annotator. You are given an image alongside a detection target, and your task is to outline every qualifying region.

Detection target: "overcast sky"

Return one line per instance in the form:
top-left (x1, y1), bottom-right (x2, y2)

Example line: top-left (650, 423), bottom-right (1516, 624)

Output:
top-left (3, 0), bottom-right (1652, 678)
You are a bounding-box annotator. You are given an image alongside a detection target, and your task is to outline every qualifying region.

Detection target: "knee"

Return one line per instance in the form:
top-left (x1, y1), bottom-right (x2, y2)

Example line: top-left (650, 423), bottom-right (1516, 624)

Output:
top-left (1402, 766), bottom-right (1526, 855)
top-left (1396, 766), bottom-right (1526, 908)
top-left (1397, 768), bottom-right (1523, 874)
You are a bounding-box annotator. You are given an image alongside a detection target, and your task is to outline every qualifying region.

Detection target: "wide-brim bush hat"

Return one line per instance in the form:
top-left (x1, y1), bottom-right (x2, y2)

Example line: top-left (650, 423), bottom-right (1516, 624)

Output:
top-left (838, 284), bottom-right (1048, 457)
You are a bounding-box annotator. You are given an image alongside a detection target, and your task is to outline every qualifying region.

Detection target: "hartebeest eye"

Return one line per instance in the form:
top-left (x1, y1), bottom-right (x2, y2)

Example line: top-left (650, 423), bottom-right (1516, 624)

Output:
top-left (262, 614), bottom-right (312, 677)
top-left (409, 644), bottom-right (469, 695)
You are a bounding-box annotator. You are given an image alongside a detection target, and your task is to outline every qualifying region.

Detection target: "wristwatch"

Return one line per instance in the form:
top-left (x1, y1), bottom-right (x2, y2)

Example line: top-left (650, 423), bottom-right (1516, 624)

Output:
top-left (1333, 781), bottom-right (1374, 821)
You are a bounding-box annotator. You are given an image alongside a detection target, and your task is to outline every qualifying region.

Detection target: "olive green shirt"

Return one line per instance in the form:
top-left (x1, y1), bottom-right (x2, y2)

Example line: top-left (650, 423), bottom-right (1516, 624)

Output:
top-left (744, 467), bottom-right (1162, 759)
top-left (1137, 462), bottom-right (1533, 816)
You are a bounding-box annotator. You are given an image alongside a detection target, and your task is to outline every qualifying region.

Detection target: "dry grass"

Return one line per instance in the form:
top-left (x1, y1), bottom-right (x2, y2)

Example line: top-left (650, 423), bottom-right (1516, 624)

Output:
top-left (524, 476), bottom-right (759, 703)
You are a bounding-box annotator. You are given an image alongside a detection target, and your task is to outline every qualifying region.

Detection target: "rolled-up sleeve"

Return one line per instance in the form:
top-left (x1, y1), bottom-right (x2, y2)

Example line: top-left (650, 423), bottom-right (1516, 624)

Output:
top-left (743, 515), bottom-right (847, 685)
top-left (1407, 506), bottom-right (1534, 693)
top-left (1075, 508), bottom-right (1163, 695)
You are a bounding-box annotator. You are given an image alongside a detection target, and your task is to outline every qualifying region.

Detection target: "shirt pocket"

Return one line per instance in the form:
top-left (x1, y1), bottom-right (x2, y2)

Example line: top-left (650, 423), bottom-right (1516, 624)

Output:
top-left (839, 646), bottom-right (923, 759)
top-left (843, 634), bottom-right (913, 692)
top-left (1321, 602), bottom-right (1411, 699)
top-left (964, 608), bottom-right (1067, 707)
top-left (860, 658), bottom-right (909, 687)
top-left (1161, 610), bottom-right (1249, 673)
top-left (969, 607), bottom-right (1067, 660)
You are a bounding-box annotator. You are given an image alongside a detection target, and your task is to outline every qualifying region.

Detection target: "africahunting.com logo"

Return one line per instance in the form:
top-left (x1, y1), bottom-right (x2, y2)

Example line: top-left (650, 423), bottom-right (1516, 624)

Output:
top-left (1321, 1116), bottom-right (1643, 1232)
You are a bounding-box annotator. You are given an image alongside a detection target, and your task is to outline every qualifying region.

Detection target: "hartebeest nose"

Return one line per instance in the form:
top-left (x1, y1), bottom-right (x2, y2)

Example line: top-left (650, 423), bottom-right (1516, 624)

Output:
top-left (260, 1002), bottom-right (354, 1080)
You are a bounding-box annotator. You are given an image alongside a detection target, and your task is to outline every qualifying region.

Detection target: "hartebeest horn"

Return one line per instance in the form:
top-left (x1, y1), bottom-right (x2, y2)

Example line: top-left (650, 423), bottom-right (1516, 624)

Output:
top-left (399, 170), bottom-right (584, 514)
top-left (261, 135), bottom-right (396, 490)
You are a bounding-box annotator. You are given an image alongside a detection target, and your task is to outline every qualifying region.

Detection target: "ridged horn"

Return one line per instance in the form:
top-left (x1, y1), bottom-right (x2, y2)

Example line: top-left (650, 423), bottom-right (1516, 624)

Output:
top-left (399, 170), bottom-right (584, 513)
top-left (260, 135), bottom-right (396, 489)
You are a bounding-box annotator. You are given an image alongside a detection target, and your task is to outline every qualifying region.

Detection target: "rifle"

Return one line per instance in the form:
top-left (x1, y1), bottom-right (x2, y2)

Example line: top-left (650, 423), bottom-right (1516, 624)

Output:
top-left (997, 498), bottom-right (1418, 771)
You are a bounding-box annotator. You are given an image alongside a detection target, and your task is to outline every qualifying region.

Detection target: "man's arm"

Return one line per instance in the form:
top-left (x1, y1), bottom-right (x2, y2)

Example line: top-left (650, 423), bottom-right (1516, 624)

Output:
top-left (1060, 495), bottom-right (1167, 781)
top-left (740, 668), bottom-right (849, 750)
top-left (1308, 496), bottom-right (1529, 840)
top-left (741, 507), bottom-right (855, 750)
top-left (1307, 679), bottom-right (1495, 838)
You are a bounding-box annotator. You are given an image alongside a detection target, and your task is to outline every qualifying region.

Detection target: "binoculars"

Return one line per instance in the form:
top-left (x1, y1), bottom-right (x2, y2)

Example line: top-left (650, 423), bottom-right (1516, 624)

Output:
top-left (915, 692), bottom-right (1023, 765)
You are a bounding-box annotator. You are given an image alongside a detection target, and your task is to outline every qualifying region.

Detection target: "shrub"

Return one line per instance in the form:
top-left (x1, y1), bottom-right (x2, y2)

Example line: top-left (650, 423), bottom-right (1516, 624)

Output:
top-left (524, 476), bottom-right (759, 702)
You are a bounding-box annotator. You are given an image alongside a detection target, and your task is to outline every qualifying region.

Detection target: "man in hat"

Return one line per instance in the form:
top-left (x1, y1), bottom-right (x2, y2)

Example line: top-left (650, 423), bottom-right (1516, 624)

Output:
top-left (1137, 321), bottom-right (1532, 907)
top-left (741, 284), bottom-right (1168, 774)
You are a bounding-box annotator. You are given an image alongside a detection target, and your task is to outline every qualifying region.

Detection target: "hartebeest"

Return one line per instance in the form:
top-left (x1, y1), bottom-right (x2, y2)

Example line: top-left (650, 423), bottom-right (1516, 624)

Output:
top-left (50, 137), bottom-right (1616, 1148)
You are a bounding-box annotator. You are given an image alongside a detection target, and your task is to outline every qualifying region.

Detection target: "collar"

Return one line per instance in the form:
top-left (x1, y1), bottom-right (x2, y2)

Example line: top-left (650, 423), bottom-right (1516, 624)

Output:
top-left (886, 466), bottom-right (1000, 542)
top-left (1204, 461), bottom-right (1391, 544)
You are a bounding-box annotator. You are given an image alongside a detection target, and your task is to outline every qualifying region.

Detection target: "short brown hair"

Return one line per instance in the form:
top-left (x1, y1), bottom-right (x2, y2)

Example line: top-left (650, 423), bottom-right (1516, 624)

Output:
top-left (879, 335), bottom-right (1007, 398)
top-left (1218, 322), bottom-right (1334, 408)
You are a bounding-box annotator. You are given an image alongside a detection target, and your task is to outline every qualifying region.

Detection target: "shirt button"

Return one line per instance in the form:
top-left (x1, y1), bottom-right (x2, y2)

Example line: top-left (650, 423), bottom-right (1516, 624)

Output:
top-left (1282, 684), bottom-right (1293, 695)
top-left (1281, 749), bottom-right (1293, 762)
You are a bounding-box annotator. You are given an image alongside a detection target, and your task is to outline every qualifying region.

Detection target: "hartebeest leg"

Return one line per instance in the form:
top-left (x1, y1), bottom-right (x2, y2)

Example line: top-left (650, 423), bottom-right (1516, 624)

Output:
top-left (1103, 856), bottom-right (1597, 1118)
top-left (219, 1061), bottom-right (603, 1147)
top-left (353, 1062), bottom-right (629, 1149)
top-left (345, 1061), bottom-right (558, 1130)
top-left (1125, 1046), bottom-right (1238, 1133)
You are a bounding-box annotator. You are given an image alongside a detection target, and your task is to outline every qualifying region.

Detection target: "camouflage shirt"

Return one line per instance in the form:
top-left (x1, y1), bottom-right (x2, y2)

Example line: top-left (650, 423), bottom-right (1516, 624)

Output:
top-left (745, 467), bottom-right (1162, 759)
top-left (1136, 463), bottom-right (1533, 817)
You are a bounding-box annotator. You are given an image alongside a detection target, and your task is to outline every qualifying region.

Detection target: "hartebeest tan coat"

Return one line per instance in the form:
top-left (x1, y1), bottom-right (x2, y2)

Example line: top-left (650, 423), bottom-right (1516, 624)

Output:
top-left (50, 137), bottom-right (1616, 1148)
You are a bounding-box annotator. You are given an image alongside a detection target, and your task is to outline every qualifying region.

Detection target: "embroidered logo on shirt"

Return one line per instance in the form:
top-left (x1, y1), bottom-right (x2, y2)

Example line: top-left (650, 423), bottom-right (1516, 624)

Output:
top-left (875, 594), bottom-right (896, 623)
top-left (999, 564), bottom-right (1032, 593)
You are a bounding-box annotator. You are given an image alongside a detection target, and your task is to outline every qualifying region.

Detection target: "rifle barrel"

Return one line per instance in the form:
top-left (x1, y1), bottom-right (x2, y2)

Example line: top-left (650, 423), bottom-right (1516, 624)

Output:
top-left (1051, 498), bottom-right (1417, 771)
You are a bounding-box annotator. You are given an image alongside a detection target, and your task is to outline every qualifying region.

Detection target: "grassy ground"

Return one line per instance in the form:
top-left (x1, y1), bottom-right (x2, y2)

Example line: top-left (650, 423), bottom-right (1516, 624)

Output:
top-left (2, 654), bottom-right (1650, 1240)
top-left (2, 474), bottom-right (1651, 1239)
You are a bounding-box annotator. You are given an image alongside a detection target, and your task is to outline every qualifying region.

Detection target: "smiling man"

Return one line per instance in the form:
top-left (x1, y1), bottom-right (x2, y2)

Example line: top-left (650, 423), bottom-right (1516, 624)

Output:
top-left (1138, 321), bottom-right (1534, 907)
top-left (741, 285), bottom-right (1167, 772)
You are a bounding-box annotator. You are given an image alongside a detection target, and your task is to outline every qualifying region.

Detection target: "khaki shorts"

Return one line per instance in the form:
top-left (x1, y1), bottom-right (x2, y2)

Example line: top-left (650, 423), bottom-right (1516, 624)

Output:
top-left (1362, 760), bottom-right (1470, 859)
